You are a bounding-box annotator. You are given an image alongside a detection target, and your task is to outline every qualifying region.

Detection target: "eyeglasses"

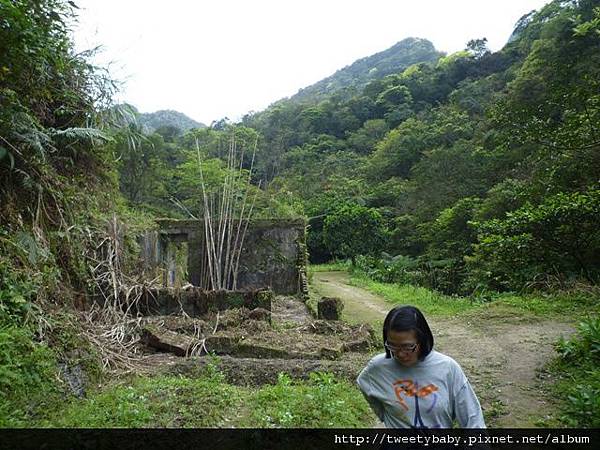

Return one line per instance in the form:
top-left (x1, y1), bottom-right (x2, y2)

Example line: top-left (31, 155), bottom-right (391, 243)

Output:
top-left (384, 341), bottom-right (418, 354)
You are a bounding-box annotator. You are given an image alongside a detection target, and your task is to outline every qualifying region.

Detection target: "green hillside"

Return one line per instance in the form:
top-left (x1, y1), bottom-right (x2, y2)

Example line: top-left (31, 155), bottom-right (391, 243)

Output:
top-left (238, 0), bottom-right (600, 291)
top-left (291, 37), bottom-right (443, 104)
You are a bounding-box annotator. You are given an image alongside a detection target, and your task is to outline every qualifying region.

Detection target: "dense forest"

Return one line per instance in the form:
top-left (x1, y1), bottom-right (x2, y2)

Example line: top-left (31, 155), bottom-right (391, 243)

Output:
top-left (241, 2), bottom-right (600, 295)
top-left (1, 0), bottom-right (599, 429)
top-left (118, 0), bottom-right (600, 295)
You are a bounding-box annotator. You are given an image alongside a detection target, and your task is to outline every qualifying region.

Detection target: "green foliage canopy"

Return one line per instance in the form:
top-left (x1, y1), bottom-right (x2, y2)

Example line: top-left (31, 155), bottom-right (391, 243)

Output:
top-left (323, 204), bottom-right (387, 264)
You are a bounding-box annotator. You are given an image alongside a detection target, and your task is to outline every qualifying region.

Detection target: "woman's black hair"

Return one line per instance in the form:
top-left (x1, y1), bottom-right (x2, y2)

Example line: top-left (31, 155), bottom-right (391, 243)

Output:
top-left (383, 305), bottom-right (434, 360)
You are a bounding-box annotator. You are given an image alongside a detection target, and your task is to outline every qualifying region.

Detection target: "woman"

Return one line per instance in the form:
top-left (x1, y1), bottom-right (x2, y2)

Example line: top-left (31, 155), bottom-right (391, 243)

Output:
top-left (357, 305), bottom-right (485, 428)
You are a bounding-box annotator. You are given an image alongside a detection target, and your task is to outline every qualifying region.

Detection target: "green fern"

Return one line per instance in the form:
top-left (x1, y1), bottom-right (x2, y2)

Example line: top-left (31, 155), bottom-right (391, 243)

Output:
top-left (48, 127), bottom-right (112, 147)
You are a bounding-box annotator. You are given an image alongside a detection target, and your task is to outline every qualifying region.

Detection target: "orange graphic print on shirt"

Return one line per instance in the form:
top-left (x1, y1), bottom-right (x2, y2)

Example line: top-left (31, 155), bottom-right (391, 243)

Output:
top-left (393, 379), bottom-right (439, 411)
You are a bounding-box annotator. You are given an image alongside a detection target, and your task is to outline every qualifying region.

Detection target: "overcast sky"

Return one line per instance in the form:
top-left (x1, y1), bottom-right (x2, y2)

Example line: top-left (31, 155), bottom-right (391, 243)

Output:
top-left (73, 0), bottom-right (551, 125)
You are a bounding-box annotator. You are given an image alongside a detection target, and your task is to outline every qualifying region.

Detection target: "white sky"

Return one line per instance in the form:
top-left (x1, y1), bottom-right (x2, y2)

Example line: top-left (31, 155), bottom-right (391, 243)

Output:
top-left (73, 0), bottom-right (551, 125)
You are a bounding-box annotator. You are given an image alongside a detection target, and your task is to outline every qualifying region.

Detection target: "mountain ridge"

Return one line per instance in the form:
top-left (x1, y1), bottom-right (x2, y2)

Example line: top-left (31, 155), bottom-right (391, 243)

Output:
top-left (289, 37), bottom-right (444, 104)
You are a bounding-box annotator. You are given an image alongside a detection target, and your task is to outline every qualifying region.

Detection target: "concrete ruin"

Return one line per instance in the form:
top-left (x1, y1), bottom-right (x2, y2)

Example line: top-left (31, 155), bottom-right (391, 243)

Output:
top-left (122, 217), bottom-right (381, 386)
top-left (121, 287), bottom-right (274, 317)
top-left (139, 218), bottom-right (308, 296)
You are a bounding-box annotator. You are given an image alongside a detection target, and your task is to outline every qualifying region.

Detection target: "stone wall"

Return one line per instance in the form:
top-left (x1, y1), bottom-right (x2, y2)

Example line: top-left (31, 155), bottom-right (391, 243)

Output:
top-left (119, 287), bottom-right (273, 317)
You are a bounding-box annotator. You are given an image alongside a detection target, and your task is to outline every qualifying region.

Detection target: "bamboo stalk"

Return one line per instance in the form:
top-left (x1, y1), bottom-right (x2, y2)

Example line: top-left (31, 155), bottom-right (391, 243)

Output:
top-left (217, 135), bottom-right (235, 287)
top-left (209, 193), bottom-right (221, 289)
top-left (195, 128), bottom-right (259, 290)
top-left (169, 196), bottom-right (198, 220)
top-left (224, 132), bottom-right (251, 288)
top-left (215, 136), bottom-right (232, 284)
top-left (196, 138), bottom-right (216, 290)
top-left (222, 134), bottom-right (238, 289)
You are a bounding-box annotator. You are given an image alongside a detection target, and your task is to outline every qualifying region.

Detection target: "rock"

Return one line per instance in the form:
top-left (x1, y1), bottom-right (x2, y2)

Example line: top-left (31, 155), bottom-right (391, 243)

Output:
top-left (317, 297), bottom-right (344, 320)
top-left (217, 308), bottom-right (250, 330)
top-left (146, 316), bottom-right (207, 335)
top-left (58, 362), bottom-right (87, 397)
top-left (141, 325), bottom-right (200, 356)
top-left (168, 355), bottom-right (369, 386)
top-left (204, 335), bottom-right (239, 354)
top-left (205, 334), bottom-right (308, 359)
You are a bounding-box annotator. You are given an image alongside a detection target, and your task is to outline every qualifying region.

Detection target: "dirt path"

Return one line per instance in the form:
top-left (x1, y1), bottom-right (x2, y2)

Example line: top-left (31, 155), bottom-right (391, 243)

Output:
top-left (311, 271), bottom-right (575, 427)
top-left (312, 271), bottom-right (389, 323)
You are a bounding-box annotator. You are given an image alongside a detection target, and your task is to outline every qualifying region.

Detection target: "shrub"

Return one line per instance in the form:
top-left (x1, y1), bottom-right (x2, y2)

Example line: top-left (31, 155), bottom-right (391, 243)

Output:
top-left (354, 253), bottom-right (466, 295)
top-left (0, 324), bottom-right (60, 426)
top-left (355, 253), bottom-right (419, 285)
top-left (551, 317), bottom-right (600, 427)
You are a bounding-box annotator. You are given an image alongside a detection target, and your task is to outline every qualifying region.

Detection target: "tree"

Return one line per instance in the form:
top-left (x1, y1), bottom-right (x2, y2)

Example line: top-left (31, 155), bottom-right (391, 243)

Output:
top-left (471, 189), bottom-right (600, 290)
top-left (411, 140), bottom-right (490, 221)
top-left (426, 197), bottom-right (482, 261)
top-left (1, 0), bottom-right (115, 223)
top-left (367, 106), bottom-right (474, 183)
top-left (323, 204), bottom-right (387, 264)
top-left (347, 119), bottom-right (389, 154)
top-left (466, 38), bottom-right (490, 59)
top-left (366, 117), bottom-right (429, 179)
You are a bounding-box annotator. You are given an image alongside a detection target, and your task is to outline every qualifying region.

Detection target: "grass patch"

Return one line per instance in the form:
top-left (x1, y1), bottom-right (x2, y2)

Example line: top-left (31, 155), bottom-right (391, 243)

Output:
top-left (318, 265), bottom-right (597, 321)
top-left (308, 261), bottom-right (350, 274)
top-left (241, 372), bottom-right (373, 427)
top-left (49, 362), bottom-right (240, 427)
top-left (459, 290), bottom-right (599, 325)
top-left (347, 272), bottom-right (477, 317)
top-left (46, 364), bottom-right (374, 428)
top-left (491, 291), bottom-right (598, 317)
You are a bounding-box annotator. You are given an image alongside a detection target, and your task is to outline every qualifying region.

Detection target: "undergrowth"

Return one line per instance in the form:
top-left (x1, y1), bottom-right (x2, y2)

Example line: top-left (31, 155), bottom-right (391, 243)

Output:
top-left (307, 261), bottom-right (351, 275)
top-left (49, 361), bottom-right (238, 427)
top-left (0, 260), bottom-right (103, 427)
top-left (546, 317), bottom-right (600, 428)
top-left (0, 195), bottom-right (157, 427)
top-left (347, 271), bottom-right (477, 317)
top-left (0, 321), bottom-right (60, 427)
top-left (0, 258), bottom-right (60, 427)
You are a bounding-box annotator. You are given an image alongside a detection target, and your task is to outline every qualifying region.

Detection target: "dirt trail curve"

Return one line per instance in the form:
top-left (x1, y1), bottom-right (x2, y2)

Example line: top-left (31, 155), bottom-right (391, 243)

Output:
top-left (311, 271), bottom-right (575, 427)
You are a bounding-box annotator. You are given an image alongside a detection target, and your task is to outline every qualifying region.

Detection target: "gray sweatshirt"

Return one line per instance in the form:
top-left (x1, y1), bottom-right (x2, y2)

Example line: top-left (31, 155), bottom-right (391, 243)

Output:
top-left (357, 350), bottom-right (485, 428)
